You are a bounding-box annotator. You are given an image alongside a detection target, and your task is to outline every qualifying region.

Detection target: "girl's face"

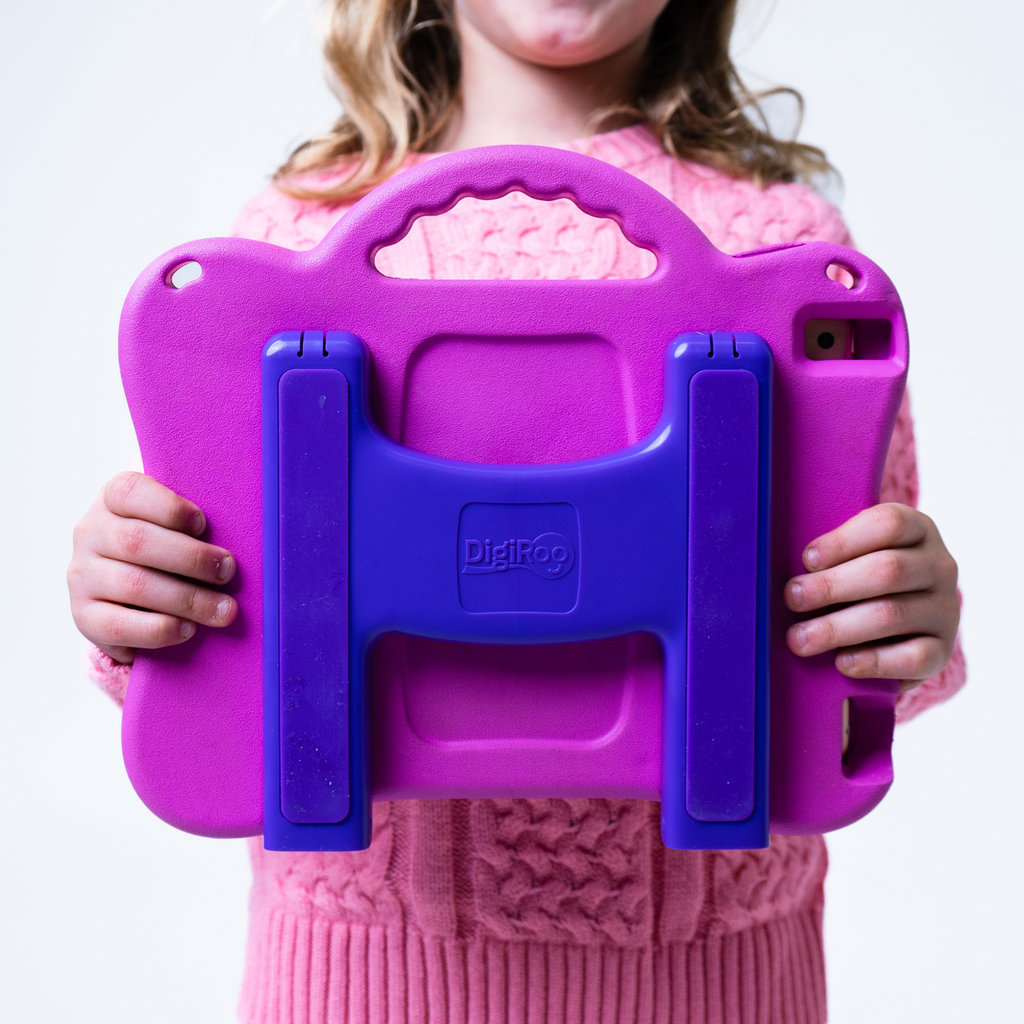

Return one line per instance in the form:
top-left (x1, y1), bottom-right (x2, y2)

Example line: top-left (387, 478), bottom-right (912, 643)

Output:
top-left (454, 0), bottom-right (673, 68)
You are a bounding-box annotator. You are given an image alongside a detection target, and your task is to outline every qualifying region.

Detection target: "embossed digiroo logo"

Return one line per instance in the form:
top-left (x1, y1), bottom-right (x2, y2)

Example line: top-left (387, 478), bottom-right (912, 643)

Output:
top-left (462, 532), bottom-right (575, 579)
top-left (457, 502), bottom-right (580, 613)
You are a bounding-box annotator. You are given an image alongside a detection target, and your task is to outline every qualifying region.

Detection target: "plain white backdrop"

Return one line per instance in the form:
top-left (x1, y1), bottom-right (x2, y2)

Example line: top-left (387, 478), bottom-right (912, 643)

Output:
top-left (1, 1), bottom-right (1020, 1020)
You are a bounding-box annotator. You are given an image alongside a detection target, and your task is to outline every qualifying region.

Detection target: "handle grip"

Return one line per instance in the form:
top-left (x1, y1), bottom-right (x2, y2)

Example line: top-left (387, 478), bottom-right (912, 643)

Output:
top-left (327, 145), bottom-right (713, 282)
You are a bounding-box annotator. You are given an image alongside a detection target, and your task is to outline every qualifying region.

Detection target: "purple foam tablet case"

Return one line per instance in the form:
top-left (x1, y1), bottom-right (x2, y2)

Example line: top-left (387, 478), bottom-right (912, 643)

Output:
top-left (118, 145), bottom-right (907, 850)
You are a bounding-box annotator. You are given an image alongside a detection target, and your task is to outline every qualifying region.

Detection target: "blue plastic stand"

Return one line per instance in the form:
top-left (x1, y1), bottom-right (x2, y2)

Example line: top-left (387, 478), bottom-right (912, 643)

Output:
top-left (262, 331), bottom-right (773, 852)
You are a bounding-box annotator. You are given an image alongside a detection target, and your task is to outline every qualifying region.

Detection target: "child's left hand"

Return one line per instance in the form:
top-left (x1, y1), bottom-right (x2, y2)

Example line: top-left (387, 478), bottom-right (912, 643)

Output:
top-left (784, 503), bottom-right (959, 691)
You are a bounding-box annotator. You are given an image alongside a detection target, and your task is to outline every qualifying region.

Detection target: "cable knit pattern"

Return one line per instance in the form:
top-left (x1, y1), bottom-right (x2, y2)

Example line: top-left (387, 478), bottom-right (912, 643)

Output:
top-left (86, 646), bottom-right (130, 707)
top-left (469, 798), bottom-right (655, 946)
top-left (91, 125), bottom-right (965, 1023)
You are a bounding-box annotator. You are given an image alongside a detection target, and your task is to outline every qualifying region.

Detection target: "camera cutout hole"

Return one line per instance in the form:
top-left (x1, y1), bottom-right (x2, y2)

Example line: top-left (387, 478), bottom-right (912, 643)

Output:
top-left (804, 318), bottom-right (894, 361)
top-left (805, 319), bottom-right (853, 360)
top-left (168, 261), bottom-right (202, 289)
top-left (374, 192), bottom-right (657, 279)
top-left (826, 262), bottom-right (857, 289)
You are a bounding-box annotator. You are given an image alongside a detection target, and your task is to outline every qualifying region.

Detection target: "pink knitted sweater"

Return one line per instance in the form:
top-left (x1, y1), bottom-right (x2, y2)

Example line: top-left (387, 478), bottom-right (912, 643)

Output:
top-left (91, 126), bottom-right (965, 1024)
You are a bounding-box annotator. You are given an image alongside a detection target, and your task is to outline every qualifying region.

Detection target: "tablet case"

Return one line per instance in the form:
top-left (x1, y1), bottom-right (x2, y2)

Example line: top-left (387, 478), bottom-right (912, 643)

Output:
top-left (118, 146), bottom-right (907, 850)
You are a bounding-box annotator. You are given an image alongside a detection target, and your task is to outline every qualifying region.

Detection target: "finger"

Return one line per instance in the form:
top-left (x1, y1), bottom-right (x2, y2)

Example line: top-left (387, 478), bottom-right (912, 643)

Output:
top-left (787, 592), bottom-right (940, 658)
top-left (94, 517), bottom-right (235, 585)
top-left (94, 644), bottom-right (137, 666)
top-left (802, 503), bottom-right (929, 572)
top-left (92, 560), bottom-right (237, 629)
top-left (836, 635), bottom-right (951, 681)
top-left (103, 471), bottom-right (207, 536)
top-left (77, 599), bottom-right (199, 651)
top-left (785, 546), bottom-right (935, 614)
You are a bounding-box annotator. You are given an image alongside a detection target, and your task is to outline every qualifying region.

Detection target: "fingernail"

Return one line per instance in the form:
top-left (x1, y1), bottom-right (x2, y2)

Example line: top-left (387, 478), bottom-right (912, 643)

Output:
top-left (216, 598), bottom-right (232, 622)
top-left (790, 582), bottom-right (804, 609)
top-left (792, 624), bottom-right (808, 651)
top-left (837, 652), bottom-right (860, 673)
top-left (180, 621), bottom-right (195, 639)
top-left (805, 546), bottom-right (820, 570)
top-left (191, 511), bottom-right (206, 536)
top-left (215, 555), bottom-right (233, 582)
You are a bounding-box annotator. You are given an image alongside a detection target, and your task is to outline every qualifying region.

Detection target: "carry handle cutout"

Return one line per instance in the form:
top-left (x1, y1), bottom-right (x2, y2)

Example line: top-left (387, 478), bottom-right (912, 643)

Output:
top-left (329, 145), bottom-right (717, 285)
top-left (374, 191), bottom-right (658, 279)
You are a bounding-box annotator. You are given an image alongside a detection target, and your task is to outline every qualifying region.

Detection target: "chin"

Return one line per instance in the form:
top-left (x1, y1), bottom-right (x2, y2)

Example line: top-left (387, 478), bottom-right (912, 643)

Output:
top-left (466, 1), bottom-right (648, 69)
top-left (517, 41), bottom-right (618, 68)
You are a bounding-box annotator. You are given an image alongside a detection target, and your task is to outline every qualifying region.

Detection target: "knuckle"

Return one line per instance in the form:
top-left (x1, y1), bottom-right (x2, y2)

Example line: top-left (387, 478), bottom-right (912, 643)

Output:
top-left (815, 616), bottom-right (839, 651)
top-left (67, 552), bottom-right (103, 600)
top-left (904, 641), bottom-right (932, 678)
top-left (876, 597), bottom-right (905, 634)
top-left (946, 595), bottom-right (962, 631)
top-left (118, 520), bottom-right (149, 561)
top-left (70, 606), bottom-right (88, 636)
top-left (826, 616), bottom-right (846, 648)
top-left (122, 564), bottom-right (152, 605)
top-left (940, 551), bottom-right (959, 588)
top-left (875, 503), bottom-right (906, 540)
top-left (106, 471), bottom-right (142, 511)
top-left (877, 551), bottom-right (907, 591)
top-left (181, 584), bottom-right (206, 619)
top-left (817, 572), bottom-right (840, 607)
top-left (186, 543), bottom-right (209, 581)
top-left (942, 632), bottom-right (957, 662)
top-left (66, 562), bottom-right (87, 600)
top-left (105, 610), bottom-right (134, 647)
top-left (72, 518), bottom-right (88, 548)
top-left (69, 589), bottom-right (90, 629)
top-left (73, 507), bottom-right (105, 550)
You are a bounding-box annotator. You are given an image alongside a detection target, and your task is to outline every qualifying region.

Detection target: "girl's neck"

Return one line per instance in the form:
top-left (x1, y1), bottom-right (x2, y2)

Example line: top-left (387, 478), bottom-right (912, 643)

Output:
top-left (437, 14), bottom-right (650, 151)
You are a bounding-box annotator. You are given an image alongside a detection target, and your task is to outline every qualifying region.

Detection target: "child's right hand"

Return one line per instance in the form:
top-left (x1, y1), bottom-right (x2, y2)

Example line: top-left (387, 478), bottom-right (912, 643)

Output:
top-left (68, 472), bottom-right (238, 665)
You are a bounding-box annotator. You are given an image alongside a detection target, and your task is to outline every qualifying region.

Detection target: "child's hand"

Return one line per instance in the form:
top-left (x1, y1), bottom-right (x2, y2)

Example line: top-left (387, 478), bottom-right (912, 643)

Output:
top-left (68, 472), bottom-right (238, 665)
top-left (784, 503), bottom-right (959, 691)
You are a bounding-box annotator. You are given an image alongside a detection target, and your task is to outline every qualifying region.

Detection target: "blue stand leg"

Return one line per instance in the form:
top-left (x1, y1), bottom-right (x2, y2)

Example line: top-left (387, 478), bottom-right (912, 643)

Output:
top-left (263, 333), bottom-right (371, 851)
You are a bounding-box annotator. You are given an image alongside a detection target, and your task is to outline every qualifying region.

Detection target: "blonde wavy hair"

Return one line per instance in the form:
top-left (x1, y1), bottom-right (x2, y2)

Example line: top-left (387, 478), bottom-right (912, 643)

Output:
top-left (276, 0), bottom-right (833, 202)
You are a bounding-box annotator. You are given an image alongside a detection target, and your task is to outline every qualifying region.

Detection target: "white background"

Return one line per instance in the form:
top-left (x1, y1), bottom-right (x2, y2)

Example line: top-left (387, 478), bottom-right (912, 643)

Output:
top-left (0, 1), bottom-right (1020, 1020)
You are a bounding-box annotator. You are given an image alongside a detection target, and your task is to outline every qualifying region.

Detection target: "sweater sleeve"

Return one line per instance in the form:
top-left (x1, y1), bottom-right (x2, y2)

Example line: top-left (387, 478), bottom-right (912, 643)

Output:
top-left (87, 646), bottom-right (130, 708)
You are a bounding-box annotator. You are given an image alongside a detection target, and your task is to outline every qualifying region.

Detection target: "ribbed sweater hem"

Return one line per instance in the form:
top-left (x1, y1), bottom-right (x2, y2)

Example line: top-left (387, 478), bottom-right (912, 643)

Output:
top-left (238, 906), bottom-right (826, 1024)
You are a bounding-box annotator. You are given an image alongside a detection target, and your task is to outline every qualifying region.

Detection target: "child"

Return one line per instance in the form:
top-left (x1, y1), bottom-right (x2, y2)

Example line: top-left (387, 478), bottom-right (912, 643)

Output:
top-left (68, 1), bottom-right (964, 1020)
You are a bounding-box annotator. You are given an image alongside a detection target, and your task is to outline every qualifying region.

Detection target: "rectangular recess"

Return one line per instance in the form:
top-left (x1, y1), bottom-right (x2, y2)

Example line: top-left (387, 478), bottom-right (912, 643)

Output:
top-left (686, 369), bottom-right (759, 822)
top-left (853, 319), bottom-right (892, 360)
top-left (279, 368), bottom-right (350, 824)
